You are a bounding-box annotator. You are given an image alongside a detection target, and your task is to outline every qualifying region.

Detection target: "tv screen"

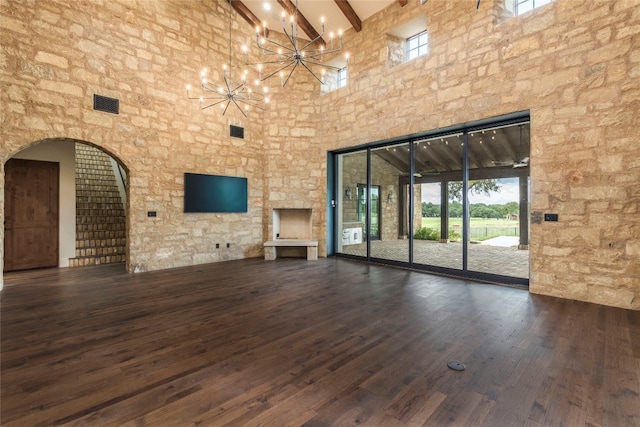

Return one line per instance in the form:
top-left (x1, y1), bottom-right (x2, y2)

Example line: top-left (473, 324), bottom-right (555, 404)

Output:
top-left (184, 173), bottom-right (248, 213)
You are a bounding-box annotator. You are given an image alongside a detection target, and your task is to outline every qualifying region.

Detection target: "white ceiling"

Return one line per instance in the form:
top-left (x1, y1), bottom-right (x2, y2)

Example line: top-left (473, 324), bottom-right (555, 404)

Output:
top-left (242, 0), bottom-right (395, 40)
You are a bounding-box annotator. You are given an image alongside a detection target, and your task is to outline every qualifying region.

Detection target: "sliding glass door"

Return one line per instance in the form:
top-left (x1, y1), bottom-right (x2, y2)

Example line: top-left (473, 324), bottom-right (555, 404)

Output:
top-left (370, 143), bottom-right (410, 264)
top-left (332, 114), bottom-right (530, 286)
top-left (412, 134), bottom-right (463, 271)
top-left (336, 150), bottom-right (366, 257)
top-left (465, 123), bottom-right (530, 280)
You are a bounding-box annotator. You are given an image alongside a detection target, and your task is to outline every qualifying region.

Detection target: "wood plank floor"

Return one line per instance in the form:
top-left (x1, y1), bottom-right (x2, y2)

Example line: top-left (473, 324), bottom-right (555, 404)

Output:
top-left (1, 258), bottom-right (639, 426)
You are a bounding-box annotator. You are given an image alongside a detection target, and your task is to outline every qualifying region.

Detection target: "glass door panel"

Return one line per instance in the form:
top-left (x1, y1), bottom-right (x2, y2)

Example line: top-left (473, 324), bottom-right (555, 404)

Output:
top-left (465, 123), bottom-right (530, 280)
top-left (336, 151), bottom-right (366, 257)
top-left (357, 184), bottom-right (380, 240)
top-left (412, 134), bottom-right (463, 270)
top-left (370, 143), bottom-right (410, 263)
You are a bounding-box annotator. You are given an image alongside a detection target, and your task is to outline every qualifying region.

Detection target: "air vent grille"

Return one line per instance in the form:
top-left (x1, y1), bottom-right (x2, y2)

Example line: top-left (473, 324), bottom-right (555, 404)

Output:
top-left (230, 125), bottom-right (244, 139)
top-left (93, 94), bottom-right (119, 114)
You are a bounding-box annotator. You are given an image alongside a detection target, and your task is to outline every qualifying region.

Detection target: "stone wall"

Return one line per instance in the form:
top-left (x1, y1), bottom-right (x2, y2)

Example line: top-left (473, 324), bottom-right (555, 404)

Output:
top-left (274, 0), bottom-right (640, 309)
top-left (1, 0), bottom-right (638, 309)
top-left (0, 0), bottom-right (267, 278)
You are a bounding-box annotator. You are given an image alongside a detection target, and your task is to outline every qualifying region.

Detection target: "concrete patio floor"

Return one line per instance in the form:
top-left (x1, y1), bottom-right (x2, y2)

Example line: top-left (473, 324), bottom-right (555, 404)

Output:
top-left (340, 238), bottom-right (529, 279)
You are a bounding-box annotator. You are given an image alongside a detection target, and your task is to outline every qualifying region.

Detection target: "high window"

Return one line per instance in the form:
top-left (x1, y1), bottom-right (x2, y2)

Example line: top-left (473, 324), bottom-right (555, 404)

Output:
top-left (514, 0), bottom-right (552, 15)
top-left (406, 30), bottom-right (428, 61)
top-left (337, 68), bottom-right (347, 89)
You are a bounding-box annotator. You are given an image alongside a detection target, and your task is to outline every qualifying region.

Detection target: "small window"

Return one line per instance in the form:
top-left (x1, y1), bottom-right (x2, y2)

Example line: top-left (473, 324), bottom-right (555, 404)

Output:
top-left (337, 68), bottom-right (347, 89)
top-left (514, 0), bottom-right (552, 16)
top-left (406, 31), bottom-right (428, 61)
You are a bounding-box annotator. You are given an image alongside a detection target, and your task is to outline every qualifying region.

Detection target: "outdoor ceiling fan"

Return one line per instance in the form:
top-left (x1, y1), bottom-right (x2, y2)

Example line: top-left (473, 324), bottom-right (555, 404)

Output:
top-left (402, 169), bottom-right (440, 178)
top-left (492, 124), bottom-right (528, 169)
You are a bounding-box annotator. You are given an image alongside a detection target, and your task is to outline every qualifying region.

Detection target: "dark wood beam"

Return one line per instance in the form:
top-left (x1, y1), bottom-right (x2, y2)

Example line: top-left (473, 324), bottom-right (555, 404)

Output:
top-left (277, 0), bottom-right (326, 45)
top-left (227, 0), bottom-right (269, 38)
top-left (334, 0), bottom-right (361, 32)
top-left (397, 0), bottom-right (408, 6)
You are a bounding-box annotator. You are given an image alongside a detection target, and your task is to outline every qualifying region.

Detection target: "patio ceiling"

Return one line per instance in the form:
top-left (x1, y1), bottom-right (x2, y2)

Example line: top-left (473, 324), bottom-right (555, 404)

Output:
top-left (373, 123), bottom-right (531, 182)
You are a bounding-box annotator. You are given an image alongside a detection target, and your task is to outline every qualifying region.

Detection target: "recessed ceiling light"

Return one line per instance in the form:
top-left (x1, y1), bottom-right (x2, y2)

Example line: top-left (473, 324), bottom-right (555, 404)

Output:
top-left (263, 2), bottom-right (271, 11)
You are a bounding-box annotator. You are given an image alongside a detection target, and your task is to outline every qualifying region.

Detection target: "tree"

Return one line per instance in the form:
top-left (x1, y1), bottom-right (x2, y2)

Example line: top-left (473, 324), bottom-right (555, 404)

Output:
top-left (448, 179), bottom-right (501, 202)
top-left (422, 202), bottom-right (441, 218)
top-left (449, 201), bottom-right (463, 217)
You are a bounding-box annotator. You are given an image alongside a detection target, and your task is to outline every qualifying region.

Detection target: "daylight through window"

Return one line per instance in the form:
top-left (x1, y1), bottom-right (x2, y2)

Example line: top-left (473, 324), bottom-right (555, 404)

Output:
top-left (514, 0), bottom-right (552, 16)
top-left (337, 68), bottom-right (347, 89)
top-left (406, 30), bottom-right (428, 61)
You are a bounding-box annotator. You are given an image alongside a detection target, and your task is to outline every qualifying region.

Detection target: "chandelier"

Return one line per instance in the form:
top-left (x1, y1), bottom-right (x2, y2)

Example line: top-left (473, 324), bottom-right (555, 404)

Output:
top-left (242, 0), bottom-right (349, 87)
top-left (186, 0), bottom-right (268, 117)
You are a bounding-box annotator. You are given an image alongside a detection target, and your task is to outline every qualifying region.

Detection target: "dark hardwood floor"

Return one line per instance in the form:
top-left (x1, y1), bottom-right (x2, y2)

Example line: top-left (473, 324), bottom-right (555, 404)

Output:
top-left (1, 258), bottom-right (639, 426)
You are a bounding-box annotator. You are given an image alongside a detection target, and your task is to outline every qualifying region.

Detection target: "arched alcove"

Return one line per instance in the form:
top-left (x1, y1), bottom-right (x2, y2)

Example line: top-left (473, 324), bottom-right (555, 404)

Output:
top-left (2, 138), bottom-right (130, 289)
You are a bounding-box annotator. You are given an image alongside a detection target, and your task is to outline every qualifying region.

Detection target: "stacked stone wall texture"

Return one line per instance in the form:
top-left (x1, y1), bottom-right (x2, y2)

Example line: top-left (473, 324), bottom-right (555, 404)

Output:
top-left (0, 0), bottom-right (638, 309)
top-left (70, 143), bottom-right (126, 267)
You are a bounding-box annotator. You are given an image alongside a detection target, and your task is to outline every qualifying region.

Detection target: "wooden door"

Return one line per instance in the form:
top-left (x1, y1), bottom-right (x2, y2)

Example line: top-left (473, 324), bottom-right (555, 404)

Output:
top-left (4, 159), bottom-right (59, 271)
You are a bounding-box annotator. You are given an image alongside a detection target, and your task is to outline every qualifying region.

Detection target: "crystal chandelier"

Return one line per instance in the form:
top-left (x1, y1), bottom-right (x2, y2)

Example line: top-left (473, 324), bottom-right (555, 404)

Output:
top-left (187, 0), bottom-right (268, 117)
top-left (242, 0), bottom-right (349, 87)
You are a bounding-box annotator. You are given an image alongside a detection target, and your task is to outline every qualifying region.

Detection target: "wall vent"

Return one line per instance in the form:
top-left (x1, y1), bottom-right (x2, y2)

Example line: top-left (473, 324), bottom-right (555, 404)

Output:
top-left (93, 94), bottom-right (119, 114)
top-left (230, 125), bottom-right (244, 139)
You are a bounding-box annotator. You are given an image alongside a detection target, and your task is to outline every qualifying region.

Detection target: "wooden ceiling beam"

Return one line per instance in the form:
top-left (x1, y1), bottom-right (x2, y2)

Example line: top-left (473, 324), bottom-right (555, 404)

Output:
top-left (227, 0), bottom-right (269, 37)
top-left (334, 0), bottom-right (362, 32)
top-left (277, 0), bottom-right (326, 45)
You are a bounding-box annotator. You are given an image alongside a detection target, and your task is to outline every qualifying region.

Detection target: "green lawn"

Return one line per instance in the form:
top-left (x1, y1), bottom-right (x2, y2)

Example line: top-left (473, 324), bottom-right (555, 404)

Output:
top-left (421, 217), bottom-right (520, 240)
top-left (422, 217), bottom-right (519, 228)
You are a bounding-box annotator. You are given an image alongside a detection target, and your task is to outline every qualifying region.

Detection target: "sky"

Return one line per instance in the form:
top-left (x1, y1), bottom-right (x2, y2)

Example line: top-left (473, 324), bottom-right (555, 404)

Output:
top-left (421, 177), bottom-right (521, 205)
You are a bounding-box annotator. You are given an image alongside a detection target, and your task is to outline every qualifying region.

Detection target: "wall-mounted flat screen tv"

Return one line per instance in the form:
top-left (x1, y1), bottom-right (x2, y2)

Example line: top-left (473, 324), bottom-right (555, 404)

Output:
top-left (184, 173), bottom-right (248, 213)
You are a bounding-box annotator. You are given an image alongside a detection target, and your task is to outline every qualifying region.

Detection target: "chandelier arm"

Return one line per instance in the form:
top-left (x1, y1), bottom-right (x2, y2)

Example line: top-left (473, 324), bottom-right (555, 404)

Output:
top-left (201, 99), bottom-right (229, 110)
top-left (229, 98), bottom-right (248, 117)
top-left (298, 60), bottom-right (324, 84)
top-left (246, 59), bottom-right (292, 65)
top-left (230, 81), bottom-right (246, 93)
top-left (282, 61), bottom-right (300, 87)
top-left (260, 60), bottom-right (295, 82)
top-left (299, 34), bottom-right (325, 52)
top-left (280, 26), bottom-right (299, 50)
top-left (256, 37), bottom-right (295, 54)
top-left (223, 101), bottom-right (232, 115)
top-left (238, 99), bottom-right (266, 111)
top-left (303, 59), bottom-right (343, 71)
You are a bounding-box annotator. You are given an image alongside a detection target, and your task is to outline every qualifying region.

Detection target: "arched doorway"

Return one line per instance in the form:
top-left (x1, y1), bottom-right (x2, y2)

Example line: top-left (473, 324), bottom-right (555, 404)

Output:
top-left (3, 138), bottom-right (129, 276)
